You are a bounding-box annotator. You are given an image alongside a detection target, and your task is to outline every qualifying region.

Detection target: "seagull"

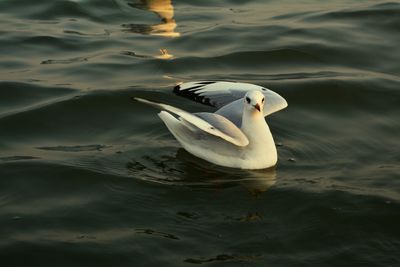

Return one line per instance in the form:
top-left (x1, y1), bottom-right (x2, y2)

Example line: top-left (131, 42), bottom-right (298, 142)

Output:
top-left (134, 81), bottom-right (287, 169)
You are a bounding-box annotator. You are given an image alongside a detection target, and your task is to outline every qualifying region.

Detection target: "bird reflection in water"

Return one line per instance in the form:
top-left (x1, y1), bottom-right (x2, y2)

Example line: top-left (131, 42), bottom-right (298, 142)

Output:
top-left (123, 0), bottom-right (180, 38)
top-left (240, 170), bottom-right (276, 196)
top-left (176, 149), bottom-right (277, 195)
top-left (126, 148), bottom-right (277, 195)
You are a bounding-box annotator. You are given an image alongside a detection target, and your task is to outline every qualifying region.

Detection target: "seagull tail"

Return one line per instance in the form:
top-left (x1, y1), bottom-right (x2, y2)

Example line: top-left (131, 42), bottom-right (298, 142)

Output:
top-left (132, 97), bottom-right (163, 110)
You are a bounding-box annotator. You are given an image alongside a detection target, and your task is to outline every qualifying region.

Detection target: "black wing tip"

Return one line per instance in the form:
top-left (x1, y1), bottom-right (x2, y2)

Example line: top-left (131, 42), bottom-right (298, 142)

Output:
top-left (196, 81), bottom-right (217, 85)
top-left (172, 82), bottom-right (213, 107)
top-left (173, 81), bottom-right (216, 94)
top-left (173, 84), bottom-right (181, 94)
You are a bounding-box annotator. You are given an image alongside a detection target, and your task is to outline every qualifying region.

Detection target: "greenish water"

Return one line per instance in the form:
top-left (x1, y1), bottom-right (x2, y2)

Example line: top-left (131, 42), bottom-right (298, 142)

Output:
top-left (1, 0), bottom-right (399, 266)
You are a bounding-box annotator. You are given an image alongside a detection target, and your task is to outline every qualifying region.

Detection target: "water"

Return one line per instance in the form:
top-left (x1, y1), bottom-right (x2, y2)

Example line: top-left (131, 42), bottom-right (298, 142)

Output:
top-left (1, 0), bottom-right (399, 266)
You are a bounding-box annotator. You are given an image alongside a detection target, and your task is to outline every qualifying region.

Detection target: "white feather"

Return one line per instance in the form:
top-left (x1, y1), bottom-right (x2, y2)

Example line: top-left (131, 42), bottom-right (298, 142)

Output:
top-left (134, 97), bottom-right (249, 146)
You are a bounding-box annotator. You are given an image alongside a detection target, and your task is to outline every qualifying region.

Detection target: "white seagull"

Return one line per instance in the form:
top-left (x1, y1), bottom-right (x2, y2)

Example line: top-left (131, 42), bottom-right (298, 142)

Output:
top-left (134, 81), bottom-right (287, 169)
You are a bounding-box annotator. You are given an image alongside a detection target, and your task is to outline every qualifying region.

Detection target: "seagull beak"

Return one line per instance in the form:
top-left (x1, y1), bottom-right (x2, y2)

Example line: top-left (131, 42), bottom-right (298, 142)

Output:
top-left (254, 103), bottom-right (261, 112)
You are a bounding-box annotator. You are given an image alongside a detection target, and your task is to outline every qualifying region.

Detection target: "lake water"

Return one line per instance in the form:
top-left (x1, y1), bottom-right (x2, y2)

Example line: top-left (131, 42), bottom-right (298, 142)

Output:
top-left (0, 0), bottom-right (399, 266)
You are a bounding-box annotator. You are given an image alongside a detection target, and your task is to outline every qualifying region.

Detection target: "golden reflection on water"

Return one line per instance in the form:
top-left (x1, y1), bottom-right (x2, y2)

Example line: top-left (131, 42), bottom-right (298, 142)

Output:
top-left (127, 0), bottom-right (180, 38)
top-left (155, 48), bottom-right (174, 59)
top-left (144, 0), bottom-right (180, 38)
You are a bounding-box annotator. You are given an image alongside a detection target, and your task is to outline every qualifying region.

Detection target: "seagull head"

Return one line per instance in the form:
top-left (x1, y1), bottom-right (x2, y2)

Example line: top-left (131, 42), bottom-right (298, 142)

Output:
top-left (244, 91), bottom-right (265, 114)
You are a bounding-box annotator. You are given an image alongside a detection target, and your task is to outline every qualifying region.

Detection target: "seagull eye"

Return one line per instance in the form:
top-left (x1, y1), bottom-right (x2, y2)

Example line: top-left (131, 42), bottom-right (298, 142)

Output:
top-left (245, 97), bottom-right (250, 103)
top-left (262, 98), bottom-right (265, 103)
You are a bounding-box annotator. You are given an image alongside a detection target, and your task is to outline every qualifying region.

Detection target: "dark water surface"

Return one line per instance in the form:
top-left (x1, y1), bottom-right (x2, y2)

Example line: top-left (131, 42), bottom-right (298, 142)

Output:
top-left (1, 0), bottom-right (399, 266)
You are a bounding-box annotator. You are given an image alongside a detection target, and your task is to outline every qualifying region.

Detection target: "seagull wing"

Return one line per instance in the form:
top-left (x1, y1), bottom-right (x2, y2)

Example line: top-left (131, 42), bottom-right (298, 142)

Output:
top-left (134, 97), bottom-right (249, 147)
top-left (173, 81), bottom-right (288, 118)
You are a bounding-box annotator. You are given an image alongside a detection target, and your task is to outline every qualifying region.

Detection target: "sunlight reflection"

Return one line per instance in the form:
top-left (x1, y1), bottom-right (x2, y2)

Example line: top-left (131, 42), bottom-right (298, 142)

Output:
top-left (155, 48), bottom-right (174, 59)
top-left (127, 0), bottom-right (180, 38)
